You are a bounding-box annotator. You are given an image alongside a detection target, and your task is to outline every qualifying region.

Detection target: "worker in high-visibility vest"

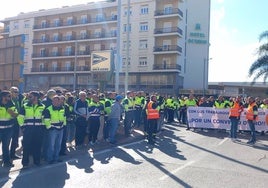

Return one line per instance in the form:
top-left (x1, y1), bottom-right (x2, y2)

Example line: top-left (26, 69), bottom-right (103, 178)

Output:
top-left (245, 96), bottom-right (258, 144)
top-left (17, 91), bottom-right (46, 168)
top-left (228, 96), bottom-right (244, 141)
top-left (0, 90), bottom-right (18, 167)
top-left (146, 95), bottom-right (160, 145)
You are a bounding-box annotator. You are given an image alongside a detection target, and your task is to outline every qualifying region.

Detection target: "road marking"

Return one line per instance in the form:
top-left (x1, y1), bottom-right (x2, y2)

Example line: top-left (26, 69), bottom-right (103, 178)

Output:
top-left (159, 160), bottom-right (195, 181)
top-left (218, 138), bottom-right (228, 146)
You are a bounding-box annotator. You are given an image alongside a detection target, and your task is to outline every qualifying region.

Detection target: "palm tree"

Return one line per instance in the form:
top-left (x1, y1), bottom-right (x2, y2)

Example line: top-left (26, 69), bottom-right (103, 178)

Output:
top-left (248, 31), bottom-right (268, 84)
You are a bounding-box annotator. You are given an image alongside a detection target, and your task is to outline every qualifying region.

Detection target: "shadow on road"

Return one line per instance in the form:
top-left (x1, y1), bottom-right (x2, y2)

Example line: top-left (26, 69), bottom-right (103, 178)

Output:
top-left (11, 163), bottom-right (70, 188)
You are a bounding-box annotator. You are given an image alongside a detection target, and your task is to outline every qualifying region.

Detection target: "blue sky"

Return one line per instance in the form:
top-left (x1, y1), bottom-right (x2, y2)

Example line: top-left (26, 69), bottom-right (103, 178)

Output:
top-left (0, 0), bottom-right (267, 83)
top-left (210, 0), bottom-right (268, 82)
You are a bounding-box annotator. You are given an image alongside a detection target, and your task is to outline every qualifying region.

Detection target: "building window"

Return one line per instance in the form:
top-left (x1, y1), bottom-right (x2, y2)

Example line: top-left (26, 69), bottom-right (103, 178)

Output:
top-left (67, 17), bottom-right (73, 25)
top-left (123, 40), bottom-right (131, 50)
top-left (41, 20), bottom-right (47, 28)
top-left (80, 30), bottom-right (87, 39)
top-left (52, 47), bottom-right (58, 56)
top-left (40, 48), bottom-right (46, 57)
top-left (164, 5), bottom-right (173, 14)
top-left (24, 34), bottom-right (29, 42)
top-left (123, 24), bottom-right (131, 32)
top-left (124, 7), bottom-right (132, 16)
top-left (81, 15), bottom-right (87, 24)
top-left (96, 14), bottom-right (104, 22)
top-left (24, 20), bottom-right (30, 28)
top-left (23, 48), bottom-right (28, 61)
top-left (65, 61), bottom-right (71, 71)
top-left (41, 34), bottom-right (47, 42)
top-left (140, 5), bottom-right (149, 15)
top-left (66, 32), bottom-right (72, 40)
top-left (39, 63), bottom-right (44, 71)
top-left (139, 40), bottom-right (148, 49)
top-left (140, 22), bottom-right (148, 32)
top-left (54, 19), bottom-right (60, 27)
top-left (139, 57), bottom-right (147, 66)
top-left (14, 22), bottom-right (19, 30)
top-left (53, 33), bottom-right (59, 41)
top-left (110, 29), bottom-right (117, 37)
top-left (122, 57), bottom-right (131, 66)
top-left (52, 61), bottom-right (57, 71)
top-left (65, 46), bottom-right (72, 56)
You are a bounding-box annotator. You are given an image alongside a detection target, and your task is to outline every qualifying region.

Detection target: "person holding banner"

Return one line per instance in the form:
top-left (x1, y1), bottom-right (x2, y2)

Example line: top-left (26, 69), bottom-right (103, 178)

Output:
top-left (246, 96), bottom-right (258, 144)
top-left (229, 96), bottom-right (244, 141)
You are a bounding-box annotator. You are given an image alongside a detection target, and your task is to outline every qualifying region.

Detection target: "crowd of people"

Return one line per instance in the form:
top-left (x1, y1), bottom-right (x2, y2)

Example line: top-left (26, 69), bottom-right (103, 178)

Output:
top-left (0, 86), bottom-right (266, 169)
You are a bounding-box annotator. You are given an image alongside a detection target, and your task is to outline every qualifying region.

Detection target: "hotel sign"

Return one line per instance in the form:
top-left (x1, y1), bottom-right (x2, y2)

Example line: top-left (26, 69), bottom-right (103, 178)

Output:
top-left (188, 23), bottom-right (208, 44)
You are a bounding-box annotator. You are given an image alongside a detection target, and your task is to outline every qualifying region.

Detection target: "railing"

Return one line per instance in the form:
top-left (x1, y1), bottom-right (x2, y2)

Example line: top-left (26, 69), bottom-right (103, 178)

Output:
top-left (33, 16), bottom-right (117, 29)
top-left (154, 27), bottom-right (183, 36)
top-left (153, 45), bottom-right (182, 53)
top-left (154, 8), bottom-right (183, 17)
top-left (31, 66), bottom-right (90, 72)
top-left (153, 64), bottom-right (181, 71)
top-left (32, 32), bottom-right (116, 44)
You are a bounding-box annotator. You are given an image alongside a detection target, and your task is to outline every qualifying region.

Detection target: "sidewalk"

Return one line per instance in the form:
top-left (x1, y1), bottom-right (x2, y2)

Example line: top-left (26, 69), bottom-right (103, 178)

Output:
top-left (0, 124), bottom-right (145, 174)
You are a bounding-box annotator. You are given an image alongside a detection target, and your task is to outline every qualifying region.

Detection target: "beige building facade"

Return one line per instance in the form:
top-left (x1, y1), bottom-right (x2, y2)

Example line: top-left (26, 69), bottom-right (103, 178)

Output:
top-left (0, 0), bottom-right (210, 94)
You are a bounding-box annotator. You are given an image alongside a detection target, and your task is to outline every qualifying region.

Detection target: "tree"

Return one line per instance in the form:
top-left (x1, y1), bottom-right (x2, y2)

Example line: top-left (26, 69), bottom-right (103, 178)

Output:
top-left (248, 31), bottom-right (268, 84)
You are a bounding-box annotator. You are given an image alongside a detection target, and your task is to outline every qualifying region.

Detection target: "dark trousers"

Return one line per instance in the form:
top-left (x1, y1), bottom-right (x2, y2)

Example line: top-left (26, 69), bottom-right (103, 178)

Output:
top-left (248, 120), bottom-right (256, 142)
top-left (10, 123), bottom-right (20, 157)
top-left (88, 117), bottom-right (100, 143)
top-left (0, 127), bottom-right (13, 164)
top-left (103, 117), bottom-right (110, 140)
top-left (124, 111), bottom-right (134, 136)
top-left (75, 117), bottom-right (87, 146)
top-left (60, 126), bottom-right (67, 154)
top-left (167, 108), bottom-right (174, 123)
top-left (22, 126), bottom-right (44, 166)
top-left (134, 107), bottom-right (142, 127)
top-left (147, 119), bottom-right (157, 143)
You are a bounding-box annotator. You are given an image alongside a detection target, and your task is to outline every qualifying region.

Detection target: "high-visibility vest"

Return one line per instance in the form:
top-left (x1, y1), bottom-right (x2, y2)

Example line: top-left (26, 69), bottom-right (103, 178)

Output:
top-left (229, 102), bottom-right (242, 117)
top-left (146, 101), bottom-right (160, 120)
top-left (0, 104), bottom-right (16, 128)
top-left (44, 105), bottom-right (66, 129)
top-left (17, 102), bottom-right (45, 126)
top-left (246, 103), bottom-right (258, 120)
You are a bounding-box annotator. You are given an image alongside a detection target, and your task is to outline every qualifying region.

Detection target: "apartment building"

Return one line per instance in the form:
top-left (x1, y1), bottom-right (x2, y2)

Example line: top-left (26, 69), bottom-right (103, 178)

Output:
top-left (0, 0), bottom-right (210, 94)
top-left (0, 35), bottom-right (25, 91)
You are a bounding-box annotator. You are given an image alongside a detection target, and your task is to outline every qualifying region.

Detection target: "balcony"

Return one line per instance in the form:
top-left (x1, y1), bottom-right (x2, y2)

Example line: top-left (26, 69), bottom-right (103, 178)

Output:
top-left (0, 28), bottom-right (10, 34)
top-left (154, 8), bottom-right (183, 18)
top-left (33, 16), bottom-right (117, 30)
top-left (154, 27), bottom-right (183, 36)
top-left (32, 32), bottom-right (116, 44)
top-left (31, 66), bottom-right (90, 72)
top-left (153, 45), bottom-right (182, 54)
top-left (153, 64), bottom-right (181, 71)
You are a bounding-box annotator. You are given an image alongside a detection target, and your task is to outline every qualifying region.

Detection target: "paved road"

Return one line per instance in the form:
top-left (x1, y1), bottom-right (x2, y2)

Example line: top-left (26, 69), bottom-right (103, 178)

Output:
top-left (1, 123), bottom-right (268, 188)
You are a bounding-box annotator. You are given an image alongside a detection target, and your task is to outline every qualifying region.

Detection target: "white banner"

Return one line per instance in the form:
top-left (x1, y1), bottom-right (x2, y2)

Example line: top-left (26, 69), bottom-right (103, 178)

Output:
top-left (187, 107), bottom-right (268, 131)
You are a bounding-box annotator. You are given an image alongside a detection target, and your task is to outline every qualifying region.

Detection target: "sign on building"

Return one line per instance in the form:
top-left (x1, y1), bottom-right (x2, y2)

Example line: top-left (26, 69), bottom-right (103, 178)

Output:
top-left (91, 50), bottom-right (112, 72)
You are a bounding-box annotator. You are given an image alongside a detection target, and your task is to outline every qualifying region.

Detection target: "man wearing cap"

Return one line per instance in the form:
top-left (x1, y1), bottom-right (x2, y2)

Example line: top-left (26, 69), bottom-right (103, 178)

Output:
top-left (17, 91), bottom-right (46, 168)
top-left (9, 86), bottom-right (24, 160)
top-left (0, 90), bottom-right (18, 167)
top-left (108, 95), bottom-right (124, 144)
top-left (43, 95), bottom-right (66, 164)
top-left (122, 91), bottom-right (135, 136)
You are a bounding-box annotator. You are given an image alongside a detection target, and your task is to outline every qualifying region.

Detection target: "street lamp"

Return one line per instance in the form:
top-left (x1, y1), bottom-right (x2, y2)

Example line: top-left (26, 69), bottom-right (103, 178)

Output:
top-left (203, 57), bottom-right (212, 96)
top-left (124, 0), bottom-right (130, 95)
top-left (73, 40), bottom-right (78, 91)
top-left (115, 0), bottom-right (121, 93)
